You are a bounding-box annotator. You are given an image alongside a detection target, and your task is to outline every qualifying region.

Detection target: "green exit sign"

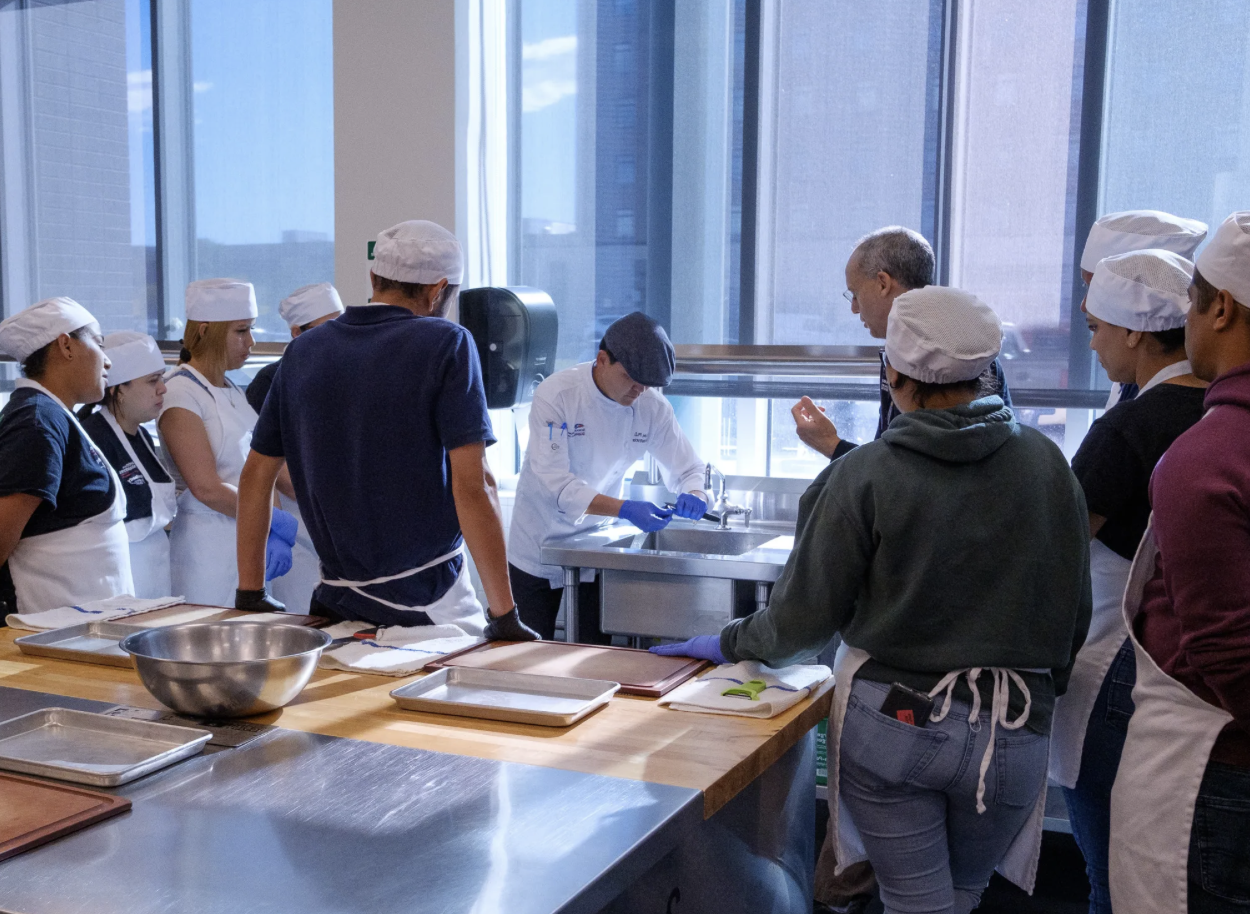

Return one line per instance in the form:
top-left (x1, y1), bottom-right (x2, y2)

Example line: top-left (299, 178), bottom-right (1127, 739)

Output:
top-left (367, 240), bottom-right (375, 260)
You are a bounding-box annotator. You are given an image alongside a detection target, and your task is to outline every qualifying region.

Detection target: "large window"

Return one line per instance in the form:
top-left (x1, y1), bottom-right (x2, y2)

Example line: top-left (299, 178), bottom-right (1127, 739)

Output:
top-left (0, 0), bottom-right (334, 344)
top-left (0, 0), bottom-right (157, 333)
top-left (188, 0), bottom-right (334, 340)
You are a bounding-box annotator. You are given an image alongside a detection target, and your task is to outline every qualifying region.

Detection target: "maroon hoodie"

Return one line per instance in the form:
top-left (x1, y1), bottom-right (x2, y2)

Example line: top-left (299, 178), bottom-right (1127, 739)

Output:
top-left (1138, 361), bottom-right (1250, 765)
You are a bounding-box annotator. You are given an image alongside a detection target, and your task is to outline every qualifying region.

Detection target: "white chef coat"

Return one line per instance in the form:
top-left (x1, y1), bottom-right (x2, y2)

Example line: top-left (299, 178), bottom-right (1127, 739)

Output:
top-left (509, 362), bottom-right (705, 585)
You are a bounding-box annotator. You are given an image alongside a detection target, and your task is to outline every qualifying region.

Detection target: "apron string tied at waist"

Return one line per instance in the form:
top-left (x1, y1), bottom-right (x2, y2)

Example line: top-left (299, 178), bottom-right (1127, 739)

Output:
top-left (320, 544), bottom-right (465, 613)
top-left (928, 667), bottom-right (1035, 814)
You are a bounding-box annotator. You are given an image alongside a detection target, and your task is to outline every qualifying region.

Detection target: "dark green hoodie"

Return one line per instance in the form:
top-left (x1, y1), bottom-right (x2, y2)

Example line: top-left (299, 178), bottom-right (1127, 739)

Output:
top-left (721, 397), bottom-right (1092, 732)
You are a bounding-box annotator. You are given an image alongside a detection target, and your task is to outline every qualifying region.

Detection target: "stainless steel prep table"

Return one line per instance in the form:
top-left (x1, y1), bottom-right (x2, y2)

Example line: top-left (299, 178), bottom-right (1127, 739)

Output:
top-left (0, 686), bottom-right (815, 914)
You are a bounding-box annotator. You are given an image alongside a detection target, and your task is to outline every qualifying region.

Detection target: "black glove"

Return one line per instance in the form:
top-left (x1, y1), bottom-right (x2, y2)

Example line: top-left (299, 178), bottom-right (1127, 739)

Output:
top-left (482, 606), bottom-right (540, 642)
top-left (235, 588), bottom-right (286, 613)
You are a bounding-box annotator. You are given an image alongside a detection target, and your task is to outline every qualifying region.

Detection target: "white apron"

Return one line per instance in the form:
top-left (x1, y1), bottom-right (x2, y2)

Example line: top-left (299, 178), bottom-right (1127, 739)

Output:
top-left (320, 544), bottom-right (485, 637)
top-left (7, 381), bottom-right (133, 613)
top-left (269, 492), bottom-right (321, 614)
top-left (166, 368), bottom-right (256, 607)
top-left (100, 410), bottom-right (176, 599)
top-left (1109, 522), bottom-right (1233, 914)
top-left (1050, 359), bottom-right (1196, 787)
top-left (828, 643), bottom-right (1048, 893)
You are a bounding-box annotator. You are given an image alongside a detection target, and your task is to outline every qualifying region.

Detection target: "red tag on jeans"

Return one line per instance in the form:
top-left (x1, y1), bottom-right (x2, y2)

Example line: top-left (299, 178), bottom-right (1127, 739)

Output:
top-left (896, 709), bottom-right (916, 725)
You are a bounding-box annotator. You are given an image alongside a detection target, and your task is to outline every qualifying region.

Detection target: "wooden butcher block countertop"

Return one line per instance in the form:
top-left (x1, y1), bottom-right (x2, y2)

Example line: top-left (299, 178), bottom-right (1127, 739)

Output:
top-left (0, 612), bottom-right (832, 818)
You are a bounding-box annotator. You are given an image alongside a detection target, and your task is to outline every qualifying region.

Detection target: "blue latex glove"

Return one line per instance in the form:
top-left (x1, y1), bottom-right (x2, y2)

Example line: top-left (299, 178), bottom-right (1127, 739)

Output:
top-left (650, 634), bottom-right (726, 665)
top-left (672, 492), bottom-right (708, 520)
top-left (265, 531), bottom-right (294, 581)
top-left (270, 507), bottom-right (298, 547)
top-left (619, 500), bottom-right (673, 532)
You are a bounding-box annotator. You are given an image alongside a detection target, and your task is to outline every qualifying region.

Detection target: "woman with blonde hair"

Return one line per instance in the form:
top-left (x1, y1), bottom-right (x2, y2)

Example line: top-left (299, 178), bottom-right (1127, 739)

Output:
top-left (159, 279), bottom-right (296, 606)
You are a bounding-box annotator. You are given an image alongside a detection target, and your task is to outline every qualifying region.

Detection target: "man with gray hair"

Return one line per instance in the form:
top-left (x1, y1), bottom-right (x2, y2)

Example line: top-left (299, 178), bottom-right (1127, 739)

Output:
top-left (791, 226), bottom-right (1012, 462)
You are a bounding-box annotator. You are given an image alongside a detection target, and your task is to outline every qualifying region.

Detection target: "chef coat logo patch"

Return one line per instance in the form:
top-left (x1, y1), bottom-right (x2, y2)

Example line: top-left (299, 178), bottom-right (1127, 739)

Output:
top-left (569, 423), bottom-right (586, 437)
top-left (632, 432), bottom-right (649, 443)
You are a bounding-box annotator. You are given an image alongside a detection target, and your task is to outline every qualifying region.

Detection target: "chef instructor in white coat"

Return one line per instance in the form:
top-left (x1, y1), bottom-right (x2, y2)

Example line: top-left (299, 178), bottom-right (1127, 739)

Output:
top-left (79, 332), bottom-right (178, 599)
top-left (508, 311), bottom-right (709, 644)
top-left (0, 298), bottom-right (134, 612)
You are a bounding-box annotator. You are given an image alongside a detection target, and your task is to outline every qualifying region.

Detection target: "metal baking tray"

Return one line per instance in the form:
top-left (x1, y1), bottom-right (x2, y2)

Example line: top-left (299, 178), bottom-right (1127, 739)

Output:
top-left (0, 708), bottom-right (211, 787)
top-left (13, 622), bottom-right (149, 667)
top-left (391, 668), bottom-right (620, 727)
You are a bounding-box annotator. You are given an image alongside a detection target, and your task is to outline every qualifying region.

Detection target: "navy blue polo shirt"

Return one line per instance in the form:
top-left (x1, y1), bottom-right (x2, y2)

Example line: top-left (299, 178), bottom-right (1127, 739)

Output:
top-left (251, 305), bottom-right (496, 624)
top-left (0, 387), bottom-right (116, 536)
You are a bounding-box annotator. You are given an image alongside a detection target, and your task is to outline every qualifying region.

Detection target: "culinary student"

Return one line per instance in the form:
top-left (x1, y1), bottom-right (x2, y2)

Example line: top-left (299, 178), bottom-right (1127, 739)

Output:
top-left (790, 226), bottom-right (1012, 464)
top-left (788, 225), bottom-right (1013, 910)
top-left (658, 287), bottom-right (1091, 914)
top-left (1079, 210), bottom-right (1207, 409)
top-left (235, 220), bottom-right (535, 640)
top-left (507, 311), bottom-right (709, 644)
top-left (1050, 250), bottom-right (1207, 914)
top-left (1109, 212), bottom-right (1250, 914)
top-left (0, 298), bottom-right (134, 612)
top-left (160, 279), bottom-right (297, 607)
top-left (79, 332), bottom-right (178, 599)
top-left (245, 283), bottom-right (343, 613)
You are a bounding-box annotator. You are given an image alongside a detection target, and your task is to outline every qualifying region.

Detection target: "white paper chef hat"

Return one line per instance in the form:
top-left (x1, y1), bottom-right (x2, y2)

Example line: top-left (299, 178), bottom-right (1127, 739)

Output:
top-left (1196, 211), bottom-right (1250, 307)
top-left (278, 282), bottom-right (344, 328)
top-left (1081, 210), bottom-right (1207, 274)
top-left (185, 279), bottom-right (258, 322)
top-left (1085, 250), bottom-right (1193, 332)
top-left (371, 220), bottom-right (464, 285)
top-left (103, 331), bottom-right (166, 386)
top-left (0, 297), bottom-right (100, 363)
top-left (885, 286), bottom-right (1003, 384)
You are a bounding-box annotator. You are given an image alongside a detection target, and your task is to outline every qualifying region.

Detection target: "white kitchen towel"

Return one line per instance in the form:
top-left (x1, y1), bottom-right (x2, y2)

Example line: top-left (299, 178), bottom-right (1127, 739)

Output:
top-left (658, 660), bottom-right (831, 719)
top-left (5, 595), bottom-right (185, 632)
top-left (318, 623), bottom-right (479, 677)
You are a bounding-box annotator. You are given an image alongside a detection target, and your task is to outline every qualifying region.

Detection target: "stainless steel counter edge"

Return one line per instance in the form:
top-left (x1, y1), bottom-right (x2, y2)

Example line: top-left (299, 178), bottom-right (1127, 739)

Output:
top-left (0, 686), bottom-right (703, 914)
top-left (540, 521), bottom-right (795, 583)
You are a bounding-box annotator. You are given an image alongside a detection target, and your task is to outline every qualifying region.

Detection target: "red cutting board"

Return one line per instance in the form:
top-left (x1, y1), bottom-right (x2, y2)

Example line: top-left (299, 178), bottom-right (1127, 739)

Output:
top-left (0, 772), bottom-right (131, 862)
top-left (426, 641), bottom-right (710, 698)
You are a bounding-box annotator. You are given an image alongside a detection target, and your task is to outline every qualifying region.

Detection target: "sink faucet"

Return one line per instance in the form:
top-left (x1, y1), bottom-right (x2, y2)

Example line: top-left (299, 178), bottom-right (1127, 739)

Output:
top-left (704, 463), bottom-right (752, 529)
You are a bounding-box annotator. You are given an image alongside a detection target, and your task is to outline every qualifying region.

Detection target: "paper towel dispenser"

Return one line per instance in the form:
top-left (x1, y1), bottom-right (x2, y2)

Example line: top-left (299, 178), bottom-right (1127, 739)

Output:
top-left (459, 286), bottom-right (559, 409)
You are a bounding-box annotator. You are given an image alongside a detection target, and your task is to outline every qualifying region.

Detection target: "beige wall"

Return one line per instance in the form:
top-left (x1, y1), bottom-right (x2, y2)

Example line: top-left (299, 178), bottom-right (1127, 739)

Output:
top-left (333, 0), bottom-right (458, 305)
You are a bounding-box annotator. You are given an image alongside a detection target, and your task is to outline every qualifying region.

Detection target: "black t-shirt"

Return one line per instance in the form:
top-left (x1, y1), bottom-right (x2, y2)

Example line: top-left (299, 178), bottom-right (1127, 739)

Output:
top-left (245, 358), bottom-right (281, 415)
top-left (80, 410), bottom-right (172, 524)
top-left (1072, 382), bottom-right (1207, 560)
top-left (0, 387), bottom-right (116, 537)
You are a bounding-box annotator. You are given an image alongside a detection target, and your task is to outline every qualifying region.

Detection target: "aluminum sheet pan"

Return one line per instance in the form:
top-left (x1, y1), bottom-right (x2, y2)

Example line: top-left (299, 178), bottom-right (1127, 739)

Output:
top-left (391, 668), bottom-right (619, 727)
top-left (0, 708), bottom-right (211, 787)
top-left (14, 622), bottom-right (150, 668)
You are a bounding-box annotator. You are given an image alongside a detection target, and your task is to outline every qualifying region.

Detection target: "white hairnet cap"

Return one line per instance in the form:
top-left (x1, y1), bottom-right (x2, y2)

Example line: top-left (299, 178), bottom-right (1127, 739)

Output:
top-left (885, 286), bottom-right (1003, 384)
top-left (1081, 210), bottom-right (1207, 274)
top-left (1085, 250), bottom-right (1193, 332)
top-left (185, 279), bottom-right (258, 322)
top-left (103, 331), bottom-right (165, 386)
top-left (1196, 211), bottom-right (1250, 307)
top-left (0, 297), bottom-right (100, 363)
top-left (279, 282), bottom-right (344, 328)
top-left (371, 220), bottom-right (463, 285)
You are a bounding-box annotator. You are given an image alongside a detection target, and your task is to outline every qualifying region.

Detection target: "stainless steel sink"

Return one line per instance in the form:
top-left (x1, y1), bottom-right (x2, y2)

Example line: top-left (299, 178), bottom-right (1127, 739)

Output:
top-left (604, 528), bottom-right (780, 557)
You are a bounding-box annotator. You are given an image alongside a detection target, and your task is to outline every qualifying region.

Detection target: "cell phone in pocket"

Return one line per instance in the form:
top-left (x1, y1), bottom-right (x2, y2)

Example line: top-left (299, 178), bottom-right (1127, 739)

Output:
top-left (879, 683), bottom-right (935, 727)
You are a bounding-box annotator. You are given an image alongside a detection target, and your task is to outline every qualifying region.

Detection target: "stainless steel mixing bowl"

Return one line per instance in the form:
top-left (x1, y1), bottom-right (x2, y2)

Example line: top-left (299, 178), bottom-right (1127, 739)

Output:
top-left (120, 621), bottom-right (333, 718)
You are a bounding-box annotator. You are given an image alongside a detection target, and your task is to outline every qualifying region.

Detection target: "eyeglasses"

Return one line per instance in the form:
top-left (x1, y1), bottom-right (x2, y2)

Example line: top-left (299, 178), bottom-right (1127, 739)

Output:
top-left (842, 290), bottom-right (855, 303)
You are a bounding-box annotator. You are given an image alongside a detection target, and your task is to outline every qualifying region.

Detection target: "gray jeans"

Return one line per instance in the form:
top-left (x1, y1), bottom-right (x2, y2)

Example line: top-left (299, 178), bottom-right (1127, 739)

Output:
top-left (839, 678), bottom-right (1048, 914)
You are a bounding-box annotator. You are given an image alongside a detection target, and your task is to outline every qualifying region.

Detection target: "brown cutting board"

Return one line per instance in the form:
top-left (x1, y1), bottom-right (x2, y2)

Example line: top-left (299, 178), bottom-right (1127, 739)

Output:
top-left (426, 641), bottom-right (710, 698)
top-left (0, 772), bottom-right (131, 862)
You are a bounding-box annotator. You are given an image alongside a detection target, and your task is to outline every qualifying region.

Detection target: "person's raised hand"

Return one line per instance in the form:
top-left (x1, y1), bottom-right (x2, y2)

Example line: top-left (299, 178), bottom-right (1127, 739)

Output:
top-left (790, 396), bottom-right (841, 458)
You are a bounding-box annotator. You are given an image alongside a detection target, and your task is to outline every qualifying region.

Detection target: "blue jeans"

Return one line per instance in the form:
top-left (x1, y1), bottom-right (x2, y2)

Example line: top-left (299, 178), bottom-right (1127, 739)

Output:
top-left (1063, 637), bottom-right (1136, 914)
top-left (1189, 761), bottom-right (1250, 913)
top-left (839, 677), bottom-right (1049, 914)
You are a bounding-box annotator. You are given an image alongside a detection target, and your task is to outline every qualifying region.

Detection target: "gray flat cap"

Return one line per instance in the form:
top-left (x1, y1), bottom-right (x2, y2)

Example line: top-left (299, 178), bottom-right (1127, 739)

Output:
top-left (602, 311), bottom-right (675, 387)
